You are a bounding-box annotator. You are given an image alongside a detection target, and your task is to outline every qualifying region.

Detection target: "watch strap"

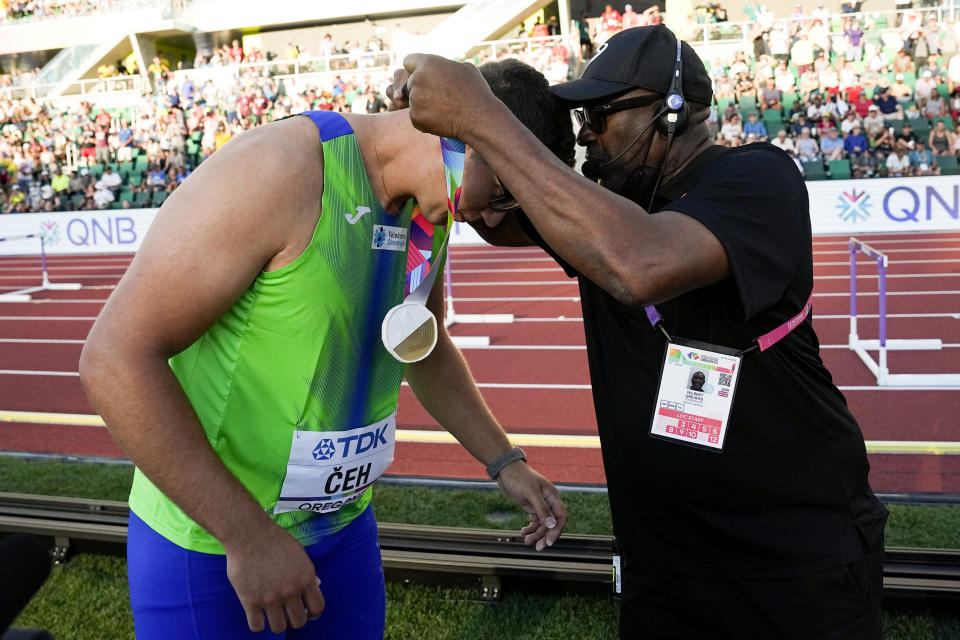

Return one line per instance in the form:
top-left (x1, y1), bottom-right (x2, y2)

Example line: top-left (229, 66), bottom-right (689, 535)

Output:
top-left (485, 446), bottom-right (526, 480)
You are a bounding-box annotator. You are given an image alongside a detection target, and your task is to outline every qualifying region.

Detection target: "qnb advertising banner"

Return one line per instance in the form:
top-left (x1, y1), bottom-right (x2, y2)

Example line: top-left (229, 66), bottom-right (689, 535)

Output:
top-left (0, 209), bottom-right (159, 256)
top-left (808, 175), bottom-right (960, 235)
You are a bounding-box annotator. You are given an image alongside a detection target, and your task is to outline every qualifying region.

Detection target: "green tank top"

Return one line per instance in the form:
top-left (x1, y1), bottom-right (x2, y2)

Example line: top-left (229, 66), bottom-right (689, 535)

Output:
top-left (129, 111), bottom-right (446, 553)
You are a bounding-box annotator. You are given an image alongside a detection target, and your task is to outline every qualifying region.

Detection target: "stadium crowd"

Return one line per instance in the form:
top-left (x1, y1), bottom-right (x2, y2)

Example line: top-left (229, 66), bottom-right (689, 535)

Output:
top-left (5, 2), bottom-right (960, 213)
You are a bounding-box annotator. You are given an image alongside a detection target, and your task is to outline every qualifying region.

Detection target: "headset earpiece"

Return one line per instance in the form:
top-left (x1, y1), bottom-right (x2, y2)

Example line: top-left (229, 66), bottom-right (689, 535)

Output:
top-left (657, 36), bottom-right (687, 137)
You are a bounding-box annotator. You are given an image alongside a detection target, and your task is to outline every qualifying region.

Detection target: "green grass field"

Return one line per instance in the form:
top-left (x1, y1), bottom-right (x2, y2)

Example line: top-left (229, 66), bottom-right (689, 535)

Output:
top-left (4, 458), bottom-right (960, 639)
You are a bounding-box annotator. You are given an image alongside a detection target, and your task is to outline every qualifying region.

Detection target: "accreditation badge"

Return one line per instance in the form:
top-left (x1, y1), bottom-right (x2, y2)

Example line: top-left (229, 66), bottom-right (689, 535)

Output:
top-left (649, 338), bottom-right (742, 452)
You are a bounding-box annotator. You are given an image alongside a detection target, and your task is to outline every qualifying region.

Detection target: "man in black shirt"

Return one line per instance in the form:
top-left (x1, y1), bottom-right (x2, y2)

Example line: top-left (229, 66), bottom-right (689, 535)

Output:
top-left (400, 24), bottom-right (886, 639)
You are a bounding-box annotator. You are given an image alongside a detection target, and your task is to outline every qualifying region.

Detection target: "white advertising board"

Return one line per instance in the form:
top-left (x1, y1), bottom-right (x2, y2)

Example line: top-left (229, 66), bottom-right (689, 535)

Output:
top-left (0, 209), bottom-right (159, 256)
top-left (806, 174), bottom-right (960, 235)
top-left (4, 175), bottom-right (959, 257)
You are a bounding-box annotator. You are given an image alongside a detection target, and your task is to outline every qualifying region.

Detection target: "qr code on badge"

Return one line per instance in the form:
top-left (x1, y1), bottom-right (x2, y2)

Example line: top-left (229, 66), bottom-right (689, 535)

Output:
top-left (718, 373), bottom-right (733, 387)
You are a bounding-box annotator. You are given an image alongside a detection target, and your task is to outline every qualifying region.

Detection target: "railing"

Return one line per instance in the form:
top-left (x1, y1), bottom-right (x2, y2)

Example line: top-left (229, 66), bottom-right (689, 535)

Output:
top-left (0, 74), bottom-right (144, 101)
top-left (682, 5), bottom-right (958, 47)
top-left (0, 0), bottom-right (175, 27)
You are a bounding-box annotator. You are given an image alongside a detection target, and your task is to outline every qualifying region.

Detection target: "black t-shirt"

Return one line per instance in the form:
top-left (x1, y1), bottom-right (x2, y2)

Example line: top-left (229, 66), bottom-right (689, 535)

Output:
top-left (518, 143), bottom-right (886, 578)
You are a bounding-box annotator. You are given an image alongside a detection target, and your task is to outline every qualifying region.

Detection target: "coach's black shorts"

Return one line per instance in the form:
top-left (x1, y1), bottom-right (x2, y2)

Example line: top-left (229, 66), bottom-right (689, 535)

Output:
top-left (618, 542), bottom-right (884, 640)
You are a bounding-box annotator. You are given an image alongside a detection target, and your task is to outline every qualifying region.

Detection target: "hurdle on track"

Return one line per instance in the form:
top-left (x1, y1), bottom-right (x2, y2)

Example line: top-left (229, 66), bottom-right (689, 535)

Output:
top-left (443, 245), bottom-right (514, 349)
top-left (0, 233), bottom-right (82, 303)
top-left (847, 237), bottom-right (960, 387)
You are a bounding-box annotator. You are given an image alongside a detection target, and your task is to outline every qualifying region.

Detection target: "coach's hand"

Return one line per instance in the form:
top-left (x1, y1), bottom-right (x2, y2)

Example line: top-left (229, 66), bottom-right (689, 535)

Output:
top-left (402, 53), bottom-right (496, 141)
top-left (385, 68), bottom-right (410, 110)
top-left (497, 461), bottom-right (568, 550)
top-left (225, 522), bottom-right (325, 633)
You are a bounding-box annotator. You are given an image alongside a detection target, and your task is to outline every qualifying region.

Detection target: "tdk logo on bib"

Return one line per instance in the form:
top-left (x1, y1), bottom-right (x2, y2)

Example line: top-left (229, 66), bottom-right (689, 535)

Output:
top-left (319, 426), bottom-right (389, 460)
top-left (372, 225), bottom-right (407, 251)
top-left (312, 439), bottom-right (336, 461)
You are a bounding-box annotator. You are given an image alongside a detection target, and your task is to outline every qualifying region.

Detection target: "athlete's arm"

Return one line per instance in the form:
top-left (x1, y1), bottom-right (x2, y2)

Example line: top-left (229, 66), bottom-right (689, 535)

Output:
top-left (79, 116), bottom-right (326, 634)
top-left (403, 274), bottom-right (567, 549)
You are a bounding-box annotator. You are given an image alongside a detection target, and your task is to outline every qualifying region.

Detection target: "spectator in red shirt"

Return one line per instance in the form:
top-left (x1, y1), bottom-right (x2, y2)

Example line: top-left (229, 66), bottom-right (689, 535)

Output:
top-left (622, 4), bottom-right (640, 29)
top-left (229, 40), bottom-right (244, 64)
top-left (530, 17), bottom-right (550, 39)
top-left (852, 90), bottom-right (874, 118)
top-left (600, 4), bottom-right (622, 35)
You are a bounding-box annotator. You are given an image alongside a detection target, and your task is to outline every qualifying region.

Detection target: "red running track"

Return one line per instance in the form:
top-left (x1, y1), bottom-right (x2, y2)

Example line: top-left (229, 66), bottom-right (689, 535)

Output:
top-left (1, 232), bottom-right (959, 493)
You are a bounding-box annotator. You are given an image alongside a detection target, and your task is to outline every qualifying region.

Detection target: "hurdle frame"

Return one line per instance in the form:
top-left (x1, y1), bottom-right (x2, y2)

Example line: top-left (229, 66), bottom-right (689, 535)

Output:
top-left (0, 233), bottom-right (82, 302)
top-left (847, 237), bottom-right (960, 387)
top-left (442, 244), bottom-right (514, 349)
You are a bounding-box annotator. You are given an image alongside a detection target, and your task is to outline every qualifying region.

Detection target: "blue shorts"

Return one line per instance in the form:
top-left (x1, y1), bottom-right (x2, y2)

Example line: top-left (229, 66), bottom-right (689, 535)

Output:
top-left (127, 506), bottom-right (385, 639)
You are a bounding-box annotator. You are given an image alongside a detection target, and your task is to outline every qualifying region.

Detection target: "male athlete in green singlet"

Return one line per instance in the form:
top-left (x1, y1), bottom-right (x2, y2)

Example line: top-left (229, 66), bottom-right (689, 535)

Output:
top-left (80, 60), bottom-right (575, 639)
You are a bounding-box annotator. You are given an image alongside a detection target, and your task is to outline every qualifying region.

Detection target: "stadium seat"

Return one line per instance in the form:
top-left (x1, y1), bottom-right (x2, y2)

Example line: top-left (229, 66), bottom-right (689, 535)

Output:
top-left (763, 109), bottom-right (783, 128)
top-left (716, 97), bottom-right (735, 114)
top-left (933, 116), bottom-right (955, 132)
top-left (829, 159), bottom-right (851, 180)
top-left (886, 118), bottom-right (904, 132)
top-left (938, 154), bottom-right (960, 175)
top-left (802, 160), bottom-right (829, 180)
top-left (938, 84), bottom-right (950, 99)
top-left (127, 172), bottom-right (143, 187)
top-left (908, 117), bottom-right (931, 138)
top-left (151, 190), bottom-right (169, 206)
top-left (90, 164), bottom-right (104, 179)
top-left (134, 191), bottom-right (151, 207)
top-left (118, 161), bottom-right (133, 179)
top-left (118, 189), bottom-right (133, 204)
top-left (71, 194), bottom-right (85, 209)
top-left (738, 95), bottom-right (758, 113)
top-left (782, 93), bottom-right (797, 114)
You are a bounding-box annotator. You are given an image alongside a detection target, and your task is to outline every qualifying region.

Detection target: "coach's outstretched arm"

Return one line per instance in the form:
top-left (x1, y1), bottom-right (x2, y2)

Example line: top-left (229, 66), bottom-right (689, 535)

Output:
top-left (79, 117), bottom-right (326, 635)
top-left (403, 54), bottom-right (730, 307)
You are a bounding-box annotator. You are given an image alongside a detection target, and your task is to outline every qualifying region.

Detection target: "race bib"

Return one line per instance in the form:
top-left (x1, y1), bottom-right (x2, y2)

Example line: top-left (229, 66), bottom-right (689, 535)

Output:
top-left (649, 340), bottom-right (742, 452)
top-left (274, 413), bottom-right (396, 514)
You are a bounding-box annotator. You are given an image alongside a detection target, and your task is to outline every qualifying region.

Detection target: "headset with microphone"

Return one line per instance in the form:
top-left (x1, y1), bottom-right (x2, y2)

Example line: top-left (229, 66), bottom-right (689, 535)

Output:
top-left (583, 34), bottom-right (687, 189)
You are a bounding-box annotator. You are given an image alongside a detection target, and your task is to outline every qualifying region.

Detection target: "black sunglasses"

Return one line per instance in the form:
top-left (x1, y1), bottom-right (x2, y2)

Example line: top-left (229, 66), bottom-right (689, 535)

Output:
top-left (488, 178), bottom-right (523, 214)
top-left (573, 94), bottom-right (663, 135)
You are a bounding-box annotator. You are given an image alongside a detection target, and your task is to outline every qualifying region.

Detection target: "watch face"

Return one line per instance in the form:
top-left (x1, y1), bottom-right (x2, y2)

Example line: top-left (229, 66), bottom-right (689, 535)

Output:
top-left (666, 94), bottom-right (685, 110)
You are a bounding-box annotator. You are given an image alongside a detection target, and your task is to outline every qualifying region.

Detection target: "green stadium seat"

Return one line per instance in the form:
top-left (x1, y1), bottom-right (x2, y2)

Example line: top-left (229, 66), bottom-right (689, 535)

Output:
top-left (118, 161), bottom-right (133, 179)
top-left (886, 118), bottom-right (904, 132)
top-left (71, 193), bottom-right (85, 209)
top-left (938, 83), bottom-right (950, 99)
top-left (782, 93), bottom-right (797, 113)
top-left (90, 164), bottom-right (104, 179)
top-left (802, 160), bottom-right (829, 180)
top-left (738, 95), bottom-right (758, 113)
top-left (716, 97), bottom-right (735, 114)
top-left (908, 117), bottom-right (930, 138)
top-left (127, 171), bottom-right (143, 187)
top-left (108, 162), bottom-right (119, 173)
top-left (938, 154), bottom-right (960, 175)
top-left (901, 72), bottom-right (916, 87)
top-left (763, 109), bottom-right (783, 129)
top-left (933, 116), bottom-right (955, 132)
top-left (151, 190), bottom-right (169, 207)
top-left (829, 159), bottom-right (852, 180)
top-left (110, 201), bottom-right (122, 209)
top-left (134, 191), bottom-right (151, 207)
top-left (118, 188), bottom-right (133, 204)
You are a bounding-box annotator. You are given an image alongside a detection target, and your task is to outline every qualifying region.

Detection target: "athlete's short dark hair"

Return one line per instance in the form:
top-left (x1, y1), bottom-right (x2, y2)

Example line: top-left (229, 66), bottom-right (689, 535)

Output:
top-left (478, 59), bottom-right (576, 168)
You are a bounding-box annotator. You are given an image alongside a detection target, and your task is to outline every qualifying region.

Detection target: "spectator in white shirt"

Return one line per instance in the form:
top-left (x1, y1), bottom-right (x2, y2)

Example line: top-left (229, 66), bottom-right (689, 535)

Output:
top-left (93, 181), bottom-right (115, 209)
top-left (100, 166), bottom-right (122, 193)
top-left (841, 110), bottom-right (863, 135)
top-left (771, 129), bottom-right (796, 153)
top-left (885, 142), bottom-right (912, 177)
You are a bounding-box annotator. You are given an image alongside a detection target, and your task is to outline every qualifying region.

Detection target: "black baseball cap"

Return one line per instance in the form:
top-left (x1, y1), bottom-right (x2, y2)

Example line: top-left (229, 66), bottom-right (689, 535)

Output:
top-left (552, 25), bottom-right (713, 106)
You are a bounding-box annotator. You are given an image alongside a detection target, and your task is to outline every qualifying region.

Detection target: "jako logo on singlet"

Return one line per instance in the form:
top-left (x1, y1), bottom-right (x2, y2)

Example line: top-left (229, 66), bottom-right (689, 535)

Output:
top-left (372, 224), bottom-right (407, 251)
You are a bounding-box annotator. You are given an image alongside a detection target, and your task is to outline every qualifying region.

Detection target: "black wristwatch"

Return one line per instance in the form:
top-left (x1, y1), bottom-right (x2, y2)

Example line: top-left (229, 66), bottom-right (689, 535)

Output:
top-left (485, 447), bottom-right (527, 480)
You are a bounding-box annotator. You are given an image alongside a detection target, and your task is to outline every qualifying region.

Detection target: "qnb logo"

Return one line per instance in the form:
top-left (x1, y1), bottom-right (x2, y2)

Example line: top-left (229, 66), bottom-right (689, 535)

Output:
top-left (837, 189), bottom-right (872, 223)
top-left (312, 438), bottom-right (336, 461)
top-left (41, 220), bottom-right (61, 246)
top-left (373, 227), bottom-right (387, 248)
